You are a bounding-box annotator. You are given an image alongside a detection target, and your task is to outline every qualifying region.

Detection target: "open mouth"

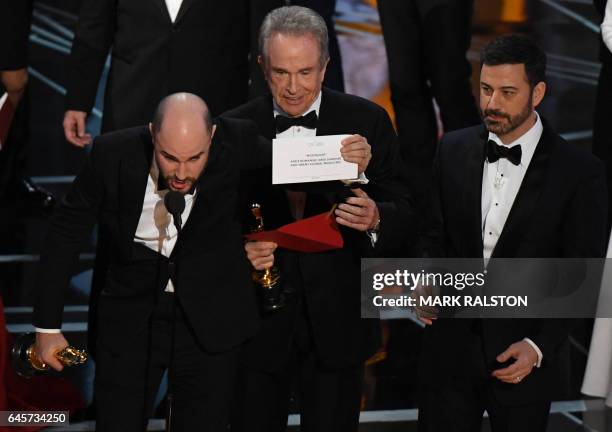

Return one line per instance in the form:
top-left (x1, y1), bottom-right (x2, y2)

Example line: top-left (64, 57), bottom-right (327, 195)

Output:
top-left (284, 96), bottom-right (303, 105)
top-left (170, 179), bottom-right (190, 191)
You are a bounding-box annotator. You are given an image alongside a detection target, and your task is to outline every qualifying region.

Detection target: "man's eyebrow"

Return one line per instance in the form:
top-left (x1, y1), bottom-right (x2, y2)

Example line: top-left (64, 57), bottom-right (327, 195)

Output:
top-left (188, 151), bottom-right (206, 159)
top-left (161, 150), bottom-right (178, 160)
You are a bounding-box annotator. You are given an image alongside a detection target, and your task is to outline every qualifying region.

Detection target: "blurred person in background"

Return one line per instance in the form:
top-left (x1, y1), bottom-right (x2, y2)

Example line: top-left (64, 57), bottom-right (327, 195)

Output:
top-left (62, 0), bottom-right (251, 147)
top-left (0, 0), bottom-right (55, 213)
top-left (377, 0), bottom-right (480, 201)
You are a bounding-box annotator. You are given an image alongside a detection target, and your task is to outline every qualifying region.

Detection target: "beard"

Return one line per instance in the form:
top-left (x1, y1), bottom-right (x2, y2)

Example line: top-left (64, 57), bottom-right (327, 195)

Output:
top-left (482, 97), bottom-right (533, 137)
top-left (165, 174), bottom-right (197, 192)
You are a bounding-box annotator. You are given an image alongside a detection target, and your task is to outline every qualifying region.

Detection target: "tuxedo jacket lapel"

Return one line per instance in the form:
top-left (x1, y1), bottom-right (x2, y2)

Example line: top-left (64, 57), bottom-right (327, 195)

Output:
top-left (491, 123), bottom-right (555, 257)
top-left (119, 129), bottom-right (153, 252)
top-left (256, 95), bottom-right (276, 140)
top-left (315, 89), bottom-right (335, 137)
top-left (464, 126), bottom-right (487, 258)
top-left (174, 0), bottom-right (196, 25)
top-left (154, 0), bottom-right (172, 23)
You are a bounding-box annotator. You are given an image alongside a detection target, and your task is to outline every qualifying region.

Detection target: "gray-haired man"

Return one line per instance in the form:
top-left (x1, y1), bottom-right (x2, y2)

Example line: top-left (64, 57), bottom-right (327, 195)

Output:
top-left (225, 6), bottom-right (413, 432)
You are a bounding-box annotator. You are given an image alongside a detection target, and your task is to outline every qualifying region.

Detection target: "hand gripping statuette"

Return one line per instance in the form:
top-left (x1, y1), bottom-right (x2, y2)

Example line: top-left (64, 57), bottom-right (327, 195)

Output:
top-left (250, 203), bottom-right (286, 312)
top-left (11, 332), bottom-right (88, 377)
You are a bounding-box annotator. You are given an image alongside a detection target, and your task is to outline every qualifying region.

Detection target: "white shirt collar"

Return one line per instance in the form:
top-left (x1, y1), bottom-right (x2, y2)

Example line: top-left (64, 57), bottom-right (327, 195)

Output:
top-left (487, 111), bottom-right (543, 168)
top-left (273, 91), bottom-right (322, 118)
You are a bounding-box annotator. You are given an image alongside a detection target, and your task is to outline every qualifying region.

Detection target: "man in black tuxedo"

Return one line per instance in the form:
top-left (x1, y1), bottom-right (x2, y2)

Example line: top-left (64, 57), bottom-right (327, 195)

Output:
top-left (0, 0), bottom-right (55, 211)
top-left (33, 93), bottom-right (268, 431)
top-left (417, 35), bottom-right (608, 432)
top-left (62, 0), bottom-right (250, 147)
top-left (225, 6), bottom-right (412, 431)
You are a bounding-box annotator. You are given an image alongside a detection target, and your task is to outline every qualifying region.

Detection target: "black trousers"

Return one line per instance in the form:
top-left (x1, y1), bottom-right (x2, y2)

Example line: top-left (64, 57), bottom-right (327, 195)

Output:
top-left (418, 377), bottom-right (551, 432)
top-left (94, 293), bottom-right (241, 432)
top-left (0, 86), bottom-right (28, 199)
top-left (377, 0), bottom-right (479, 177)
top-left (232, 297), bottom-right (363, 432)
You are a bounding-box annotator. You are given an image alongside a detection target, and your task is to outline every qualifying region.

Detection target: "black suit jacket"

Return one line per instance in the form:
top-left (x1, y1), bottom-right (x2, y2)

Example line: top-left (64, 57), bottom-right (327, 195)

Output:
top-left (224, 88), bottom-right (414, 371)
top-left (33, 118), bottom-right (270, 353)
top-left (0, 0), bottom-right (32, 70)
top-left (67, 0), bottom-right (249, 131)
top-left (419, 120), bottom-right (608, 404)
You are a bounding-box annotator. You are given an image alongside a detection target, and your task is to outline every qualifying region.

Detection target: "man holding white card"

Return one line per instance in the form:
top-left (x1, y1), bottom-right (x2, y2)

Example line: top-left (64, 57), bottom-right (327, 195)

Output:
top-left (225, 6), bottom-right (412, 432)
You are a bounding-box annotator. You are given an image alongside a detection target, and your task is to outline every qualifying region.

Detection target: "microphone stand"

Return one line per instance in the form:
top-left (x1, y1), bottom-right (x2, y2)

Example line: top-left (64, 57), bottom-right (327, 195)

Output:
top-left (164, 191), bottom-right (185, 432)
top-left (166, 217), bottom-right (180, 432)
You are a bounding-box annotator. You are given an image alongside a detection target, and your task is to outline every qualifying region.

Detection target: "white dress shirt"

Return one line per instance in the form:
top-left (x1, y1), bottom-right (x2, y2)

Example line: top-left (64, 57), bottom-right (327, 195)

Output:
top-left (165, 0), bottom-right (183, 22)
top-left (36, 160), bottom-right (195, 333)
top-left (481, 111), bottom-right (544, 367)
top-left (134, 159), bottom-right (196, 293)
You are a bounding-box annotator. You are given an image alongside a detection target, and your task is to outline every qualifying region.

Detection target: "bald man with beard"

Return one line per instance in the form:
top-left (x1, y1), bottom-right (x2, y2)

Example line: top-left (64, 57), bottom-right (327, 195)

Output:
top-left (32, 93), bottom-right (270, 431)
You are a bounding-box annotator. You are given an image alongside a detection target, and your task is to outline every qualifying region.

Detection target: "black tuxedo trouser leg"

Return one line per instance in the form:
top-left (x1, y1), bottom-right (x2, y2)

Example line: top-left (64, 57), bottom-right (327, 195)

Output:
top-left (377, 0), bottom-right (478, 170)
top-left (233, 346), bottom-right (363, 432)
top-left (232, 299), bottom-right (363, 432)
top-left (0, 87), bottom-right (28, 198)
top-left (94, 293), bottom-right (240, 432)
top-left (418, 377), bottom-right (550, 432)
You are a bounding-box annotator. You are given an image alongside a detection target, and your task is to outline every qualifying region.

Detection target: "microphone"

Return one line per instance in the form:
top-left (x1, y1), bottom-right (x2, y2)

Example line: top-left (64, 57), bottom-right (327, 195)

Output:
top-left (164, 190), bottom-right (186, 234)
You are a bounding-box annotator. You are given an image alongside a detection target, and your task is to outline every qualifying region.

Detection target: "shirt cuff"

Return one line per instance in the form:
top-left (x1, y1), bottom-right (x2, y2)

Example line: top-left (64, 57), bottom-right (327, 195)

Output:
top-left (366, 230), bottom-right (378, 247)
top-left (35, 327), bottom-right (61, 334)
top-left (341, 172), bottom-right (369, 185)
top-left (523, 337), bottom-right (543, 367)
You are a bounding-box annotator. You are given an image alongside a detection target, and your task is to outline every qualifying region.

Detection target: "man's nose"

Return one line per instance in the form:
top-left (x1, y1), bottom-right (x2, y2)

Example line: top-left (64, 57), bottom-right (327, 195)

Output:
top-left (287, 74), bottom-right (297, 94)
top-left (487, 91), bottom-right (501, 111)
top-left (176, 163), bottom-right (187, 180)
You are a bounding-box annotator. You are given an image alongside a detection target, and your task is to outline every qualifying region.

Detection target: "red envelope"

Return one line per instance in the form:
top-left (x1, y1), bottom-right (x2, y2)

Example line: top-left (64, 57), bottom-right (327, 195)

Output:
top-left (245, 210), bottom-right (344, 252)
top-left (0, 93), bottom-right (15, 151)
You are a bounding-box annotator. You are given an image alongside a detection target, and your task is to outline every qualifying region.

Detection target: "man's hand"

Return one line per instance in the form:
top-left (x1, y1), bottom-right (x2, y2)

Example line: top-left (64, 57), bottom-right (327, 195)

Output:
top-left (334, 188), bottom-right (379, 232)
top-left (245, 241), bottom-right (277, 270)
top-left (341, 134), bottom-right (371, 174)
top-left (63, 110), bottom-right (92, 147)
top-left (34, 332), bottom-right (69, 371)
top-left (411, 283), bottom-right (439, 325)
top-left (491, 340), bottom-right (538, 384)
top-left (0, 69), bottom-right (28, 106)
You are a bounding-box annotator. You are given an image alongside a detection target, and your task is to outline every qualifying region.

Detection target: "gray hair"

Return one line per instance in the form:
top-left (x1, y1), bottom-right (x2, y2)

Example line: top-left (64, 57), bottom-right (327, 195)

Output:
top-left (259, 6), bottom-right (329, 66)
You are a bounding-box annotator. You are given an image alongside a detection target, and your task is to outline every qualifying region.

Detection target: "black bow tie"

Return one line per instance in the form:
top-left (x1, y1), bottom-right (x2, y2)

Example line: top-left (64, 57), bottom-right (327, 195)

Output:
top-left (274, 110), bottom-right (318, 133)
top-left (486, 140), bottom-right (522, 166)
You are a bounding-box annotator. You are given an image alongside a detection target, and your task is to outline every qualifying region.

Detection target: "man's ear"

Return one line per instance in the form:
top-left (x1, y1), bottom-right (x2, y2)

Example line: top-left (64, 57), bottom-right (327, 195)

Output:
top-left (258, 55), bottom-right (267, 78)
top-left (210, 124), bottom-right (217, 141)
top-left (532, 81), bottom-right (546, 108)
top-left (320, 57), bottom-right (330, 84)
top-left (148, 122), bottom-right (154, 137)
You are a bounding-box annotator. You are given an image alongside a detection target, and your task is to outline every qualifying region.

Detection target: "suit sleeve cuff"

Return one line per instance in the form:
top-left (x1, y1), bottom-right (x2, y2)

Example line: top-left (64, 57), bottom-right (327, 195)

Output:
top-left (35, 327), bottom-right (61, 334)
top-left (524, 337), bottom-right (543, 367)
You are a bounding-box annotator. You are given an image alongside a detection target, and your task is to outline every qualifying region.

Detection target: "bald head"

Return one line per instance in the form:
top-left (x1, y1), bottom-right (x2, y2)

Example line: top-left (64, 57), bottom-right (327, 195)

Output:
top-left (152, 92), bottom-right (212, 136)
top-left (150, 93), bottom-right (216, 193)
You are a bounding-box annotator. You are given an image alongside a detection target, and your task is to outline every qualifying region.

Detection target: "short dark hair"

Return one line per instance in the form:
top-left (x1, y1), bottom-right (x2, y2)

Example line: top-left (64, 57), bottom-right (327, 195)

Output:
top-left (480, 35), bottom-right (546, 88)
